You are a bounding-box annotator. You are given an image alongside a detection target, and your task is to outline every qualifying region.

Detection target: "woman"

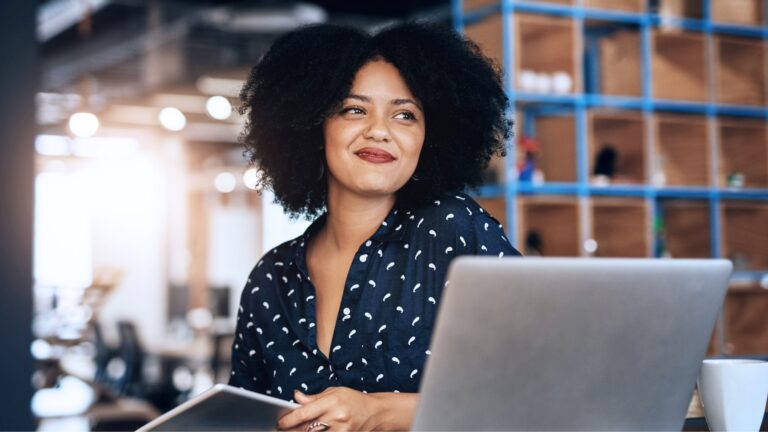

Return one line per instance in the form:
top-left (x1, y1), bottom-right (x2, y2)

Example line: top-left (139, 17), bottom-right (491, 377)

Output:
top-left (230, 21), bottom-right (521, 431)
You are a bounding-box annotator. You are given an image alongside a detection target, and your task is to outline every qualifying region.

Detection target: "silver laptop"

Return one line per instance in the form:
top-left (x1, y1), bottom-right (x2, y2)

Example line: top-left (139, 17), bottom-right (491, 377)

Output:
top-left (412, 257), bottom-right (732, 431)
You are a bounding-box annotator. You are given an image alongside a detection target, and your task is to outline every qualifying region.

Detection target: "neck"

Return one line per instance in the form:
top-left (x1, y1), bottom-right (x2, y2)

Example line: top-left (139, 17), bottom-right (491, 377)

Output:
top-left (321, 183), bottom-right (395, 252)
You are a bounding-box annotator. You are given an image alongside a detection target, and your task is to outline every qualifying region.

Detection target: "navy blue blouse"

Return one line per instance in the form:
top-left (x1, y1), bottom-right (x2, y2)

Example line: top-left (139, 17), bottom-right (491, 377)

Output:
top-left (229, 192), bottom-right (521, 401)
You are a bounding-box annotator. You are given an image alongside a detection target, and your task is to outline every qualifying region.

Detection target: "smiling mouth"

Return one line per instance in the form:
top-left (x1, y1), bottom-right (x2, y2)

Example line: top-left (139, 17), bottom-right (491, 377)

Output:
top-left (354, 147), bottom-right (396, 164)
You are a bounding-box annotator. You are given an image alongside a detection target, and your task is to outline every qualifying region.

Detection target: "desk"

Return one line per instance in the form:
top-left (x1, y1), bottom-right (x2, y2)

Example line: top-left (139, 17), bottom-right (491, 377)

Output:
top-left (683, 414), bottom-right (768, 431)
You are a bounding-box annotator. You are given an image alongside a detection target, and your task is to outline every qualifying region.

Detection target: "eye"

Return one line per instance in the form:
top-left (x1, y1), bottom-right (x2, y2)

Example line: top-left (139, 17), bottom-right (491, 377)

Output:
top-left (341, 106), bottom-right (365, 115)
top-left (395, 111), bottom-right (417, 121)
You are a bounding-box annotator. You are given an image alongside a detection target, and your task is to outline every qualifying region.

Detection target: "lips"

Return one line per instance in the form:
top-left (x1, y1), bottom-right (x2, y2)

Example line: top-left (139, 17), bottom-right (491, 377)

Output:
top-left (354, 147), bottom-right (396, 164)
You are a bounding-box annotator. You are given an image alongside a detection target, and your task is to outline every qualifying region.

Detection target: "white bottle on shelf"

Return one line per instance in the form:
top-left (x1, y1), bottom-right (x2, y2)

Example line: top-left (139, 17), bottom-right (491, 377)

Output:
top-left (552, 71), bottom-right (573, 94)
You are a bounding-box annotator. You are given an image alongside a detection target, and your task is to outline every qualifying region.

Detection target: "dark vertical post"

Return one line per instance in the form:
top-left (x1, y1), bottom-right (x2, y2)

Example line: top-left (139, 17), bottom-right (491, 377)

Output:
top-left (0, 1), bottom-right (37, 430)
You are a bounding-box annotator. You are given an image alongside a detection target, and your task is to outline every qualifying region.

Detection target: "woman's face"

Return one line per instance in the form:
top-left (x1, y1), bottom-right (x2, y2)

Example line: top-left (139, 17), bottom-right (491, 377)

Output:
top-left (323, 59), bottom-right (426, 200)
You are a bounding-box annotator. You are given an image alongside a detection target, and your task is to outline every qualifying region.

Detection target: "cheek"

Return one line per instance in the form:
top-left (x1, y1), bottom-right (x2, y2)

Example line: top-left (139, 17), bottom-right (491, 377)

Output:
top-left (400, 131), bottom-right (425, 169)
top-left (323, 119), bottom-right (349, 151)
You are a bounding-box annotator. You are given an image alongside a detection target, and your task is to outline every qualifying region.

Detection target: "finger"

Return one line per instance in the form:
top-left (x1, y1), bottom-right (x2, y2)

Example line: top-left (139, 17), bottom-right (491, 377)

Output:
top-left (278, 396), bottom-right (334, 430)
top-left (280, 420), bottom-right (311, 432)
top-left (294, 390), bottom-right (317, 404)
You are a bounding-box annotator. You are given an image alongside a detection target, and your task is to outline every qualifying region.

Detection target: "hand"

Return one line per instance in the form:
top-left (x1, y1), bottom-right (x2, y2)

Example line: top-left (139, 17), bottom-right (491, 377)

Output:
top-left (277, 387), bottom-right (383, 431)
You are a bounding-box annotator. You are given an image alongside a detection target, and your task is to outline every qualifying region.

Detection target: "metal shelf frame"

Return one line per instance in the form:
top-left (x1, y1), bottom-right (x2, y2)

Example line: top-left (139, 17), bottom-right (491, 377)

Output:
top-left (455, 0), bottom-right (768, 265)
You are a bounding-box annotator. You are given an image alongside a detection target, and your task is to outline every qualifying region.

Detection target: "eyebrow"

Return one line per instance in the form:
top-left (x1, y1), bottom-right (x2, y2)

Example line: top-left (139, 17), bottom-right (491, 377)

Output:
top-left (346, 94), bottom-right (423, 111)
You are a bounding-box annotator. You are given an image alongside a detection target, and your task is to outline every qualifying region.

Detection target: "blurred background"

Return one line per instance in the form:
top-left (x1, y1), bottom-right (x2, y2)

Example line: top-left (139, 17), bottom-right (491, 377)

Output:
top-left (4, 1), bottom-right (449, 430)
top-left (1, 0), bottom-right (767, 431)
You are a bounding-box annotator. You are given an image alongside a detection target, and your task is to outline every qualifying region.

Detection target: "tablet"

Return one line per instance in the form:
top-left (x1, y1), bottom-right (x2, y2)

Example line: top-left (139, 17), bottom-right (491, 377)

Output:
top-left (138, 383), bottom-right (298, 431)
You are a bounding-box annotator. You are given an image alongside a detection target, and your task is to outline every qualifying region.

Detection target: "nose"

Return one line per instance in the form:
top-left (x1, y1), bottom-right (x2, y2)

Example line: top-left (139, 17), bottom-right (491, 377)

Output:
top-left (363, 114), bottom-right (390, 142)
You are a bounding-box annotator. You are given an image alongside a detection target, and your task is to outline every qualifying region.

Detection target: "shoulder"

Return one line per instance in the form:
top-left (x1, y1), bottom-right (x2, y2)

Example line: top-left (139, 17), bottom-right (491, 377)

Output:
top-left (246, 235), bottom-right (303, 284)
top-left (407, 192), bottom-right (520, 256)
top-left (409, 192), bottom-right (502, 230)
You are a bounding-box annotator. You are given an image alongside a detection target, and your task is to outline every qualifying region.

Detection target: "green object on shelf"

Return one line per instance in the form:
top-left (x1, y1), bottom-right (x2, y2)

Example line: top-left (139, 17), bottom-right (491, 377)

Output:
top-left (653, 211), bottom-right (669, 258)
top-left (727, 173), bottom-right (745, 188)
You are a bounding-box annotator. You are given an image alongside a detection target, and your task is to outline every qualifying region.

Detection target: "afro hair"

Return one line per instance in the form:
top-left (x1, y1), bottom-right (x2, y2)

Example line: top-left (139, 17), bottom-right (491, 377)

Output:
top-left (239, 21), bottom-right (511, 218)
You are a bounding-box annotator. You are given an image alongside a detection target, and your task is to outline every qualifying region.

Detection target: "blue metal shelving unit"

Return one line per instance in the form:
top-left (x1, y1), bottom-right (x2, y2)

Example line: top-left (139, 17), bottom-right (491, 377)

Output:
top-left (455, 0), bottom-right (768, 266)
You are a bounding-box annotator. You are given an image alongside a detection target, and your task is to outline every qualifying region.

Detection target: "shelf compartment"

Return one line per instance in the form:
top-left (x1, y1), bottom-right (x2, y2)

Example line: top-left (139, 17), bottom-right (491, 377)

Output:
top-left (520, 0), bottom-right (574, 5)
top-left (522, 112), bottom-right (578, 183)
top-left (514, 12), bottom-right (582, 94)
top-left (464, 13), bottom-right (504, 70)
top-left (463, 0), bottom-right (499, 12)
top-left (586, 0), bottom-right (644, 13)
top-left (655, 0), bottom-right (703, 19)
top-left (652, 30), bottom-right (708, 102)
top-left (659, 199), bottom-right (711, 258)
top-left (598, 29), bottom-right (642, 97)
top-left (711, 0), bottom-right (764, 26)
top-left (590, 197), bottom-right (650, 257)
top-left (718, 118), bottom-right (768, 189)
top-left (588, 110), bottom-right (646, 184)
top-left (517, 195), bottom-right (581, 256)
top-left (714, 35), bottom-right (766, 106)
top-left (654, 114), bottom-right (711, 187)
top-left (721, 201), bottom-right (768, 271)
top-left (724, 291), bottom-right (768, 355)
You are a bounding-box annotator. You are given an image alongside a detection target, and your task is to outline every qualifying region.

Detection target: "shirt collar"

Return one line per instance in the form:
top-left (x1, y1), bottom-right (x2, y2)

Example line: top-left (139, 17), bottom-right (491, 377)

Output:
top-left (291, 205), bottom-right (406, 274)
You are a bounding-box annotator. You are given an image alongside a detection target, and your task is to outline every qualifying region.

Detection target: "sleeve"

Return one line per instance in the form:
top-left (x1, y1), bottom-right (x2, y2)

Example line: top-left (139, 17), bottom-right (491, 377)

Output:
top-left (471, 211), bottom-right (523, 258)
top-left (228, 272), bottom-right (271, 393)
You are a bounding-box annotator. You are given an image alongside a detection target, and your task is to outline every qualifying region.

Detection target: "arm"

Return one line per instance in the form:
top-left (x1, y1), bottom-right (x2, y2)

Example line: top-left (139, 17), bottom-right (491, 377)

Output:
top-left (369, 391), bottom-right (419, 431)
top-left (229, 271), bottom-right (270, 393)
top-left (278, 387), bottom-right (419, 431)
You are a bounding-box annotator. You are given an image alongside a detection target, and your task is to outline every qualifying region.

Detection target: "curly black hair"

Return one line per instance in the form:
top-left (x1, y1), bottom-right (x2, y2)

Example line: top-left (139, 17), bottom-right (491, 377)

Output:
top-left (239, 21), bottom-right (511, 219)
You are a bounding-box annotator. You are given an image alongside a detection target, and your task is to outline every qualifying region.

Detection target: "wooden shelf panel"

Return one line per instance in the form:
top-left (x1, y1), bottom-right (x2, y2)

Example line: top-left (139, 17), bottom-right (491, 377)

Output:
top-left (723, 292), bottom-right (768, 355)
top-left (721, 201), bottom-right (768, 271)
top-left (715, 35), bottom-right (766, 106)
top-left (711, 0), bottom-right (764, 26)
top-left (518, 196), bottom-right (581, 256)
top-left (588, 110), bottom-right (646, 184)
top-left (464, 13), bottom-right (504, 72)
top-left (590, 197), bottom-right (649, 257)
top-left (514, 12), bottom-right (582, 94)
top-left (586, 0), bottom-right (643, 12)
top-left (656, 0), bottom-right (703, 19)
top-left (529, 0), bottom-right (573, 4)
top-left (652, 30), bottom-right (708, 102)
top-left (463, 0), bottom-right (499, 11)
top-left (533, 114), bottom-right (578, 183)
top-left (718, 118), bottom-right (768, 188)
top-left (598, 29), bottom-right (642, 97)
top-left (655, 114), bottom-right (711, 186)
top-left (660, 199), bottom-right (711, 258)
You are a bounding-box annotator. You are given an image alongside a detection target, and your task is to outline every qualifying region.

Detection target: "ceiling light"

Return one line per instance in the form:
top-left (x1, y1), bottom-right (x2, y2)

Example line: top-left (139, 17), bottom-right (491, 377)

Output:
top-left (68, 112), bottom-right (99, 137)
top-left (243, 168), bottom-right (262, 190)
top-left (206, 96), bottom-right (232, 120)
top-left (214, 172), bottom-right (236, 193)
top-left (158, 107), bottom-right (186, 131)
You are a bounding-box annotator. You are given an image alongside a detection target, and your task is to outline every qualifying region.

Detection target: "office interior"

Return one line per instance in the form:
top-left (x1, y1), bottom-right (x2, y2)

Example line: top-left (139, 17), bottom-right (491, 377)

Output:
top-left (0, 0), bottom-right (766, 430)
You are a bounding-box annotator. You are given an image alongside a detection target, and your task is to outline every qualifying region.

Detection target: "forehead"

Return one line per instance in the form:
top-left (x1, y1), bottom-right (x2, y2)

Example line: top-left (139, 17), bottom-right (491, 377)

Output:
top-left (348, 60), bottom-right (415, 98)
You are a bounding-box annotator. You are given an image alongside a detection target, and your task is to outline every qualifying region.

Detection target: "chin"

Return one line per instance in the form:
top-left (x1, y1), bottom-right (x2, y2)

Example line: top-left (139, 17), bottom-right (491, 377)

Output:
top-left (352, 178), bottom-right (404, 197)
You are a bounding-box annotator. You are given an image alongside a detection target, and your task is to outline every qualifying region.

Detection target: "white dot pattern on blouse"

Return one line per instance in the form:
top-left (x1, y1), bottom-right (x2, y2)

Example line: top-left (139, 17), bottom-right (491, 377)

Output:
top-left (229, 192), bottom-right (521, 400)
